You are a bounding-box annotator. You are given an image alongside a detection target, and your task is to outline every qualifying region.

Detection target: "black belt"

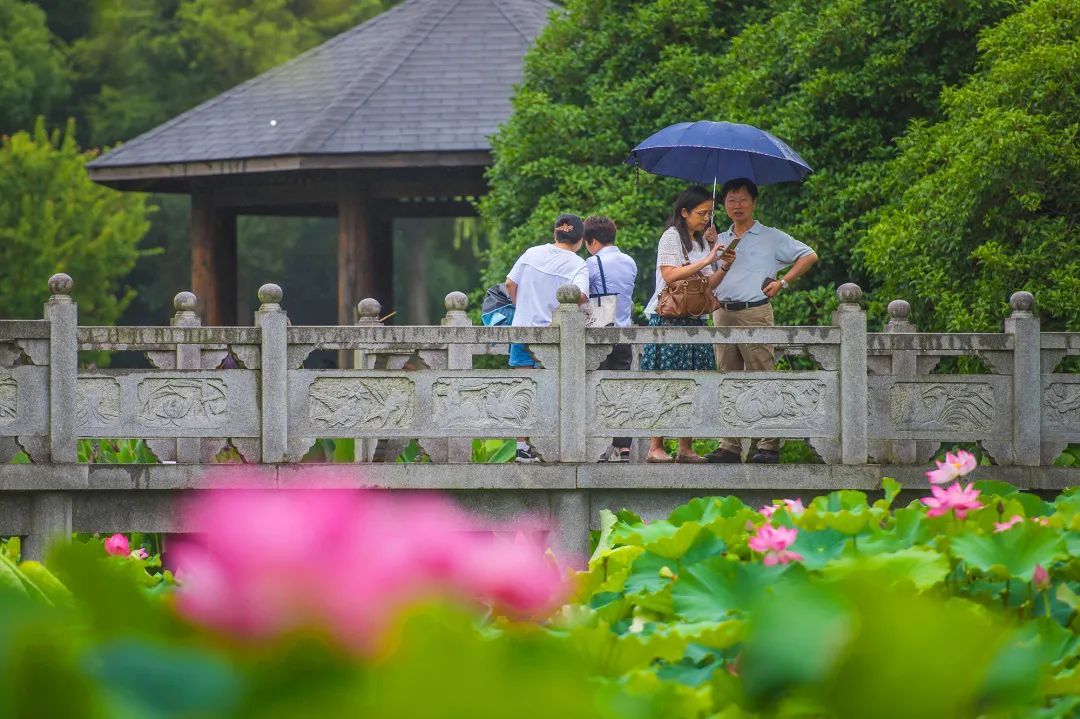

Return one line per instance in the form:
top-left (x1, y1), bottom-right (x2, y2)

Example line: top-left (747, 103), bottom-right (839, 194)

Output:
top-left (717, 298), bottom-right (769, 311)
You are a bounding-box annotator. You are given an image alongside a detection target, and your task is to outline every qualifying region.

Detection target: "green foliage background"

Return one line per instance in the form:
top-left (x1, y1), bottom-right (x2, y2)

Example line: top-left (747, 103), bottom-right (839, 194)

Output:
top-left (481, 0), bottom-right (1078, 331)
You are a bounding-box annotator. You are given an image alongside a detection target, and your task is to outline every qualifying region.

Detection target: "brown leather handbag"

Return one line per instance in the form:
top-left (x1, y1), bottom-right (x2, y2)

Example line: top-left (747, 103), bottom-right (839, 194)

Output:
top-left (656, 244), bottom-right (721, 318)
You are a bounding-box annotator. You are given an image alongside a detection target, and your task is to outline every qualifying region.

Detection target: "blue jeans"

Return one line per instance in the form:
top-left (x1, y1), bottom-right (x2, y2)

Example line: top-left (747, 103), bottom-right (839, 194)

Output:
top-left (508, 343), bottom-right (536, 368)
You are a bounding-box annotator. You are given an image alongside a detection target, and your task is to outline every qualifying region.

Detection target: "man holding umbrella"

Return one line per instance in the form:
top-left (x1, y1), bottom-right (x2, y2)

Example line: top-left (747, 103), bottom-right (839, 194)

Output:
top-left (706, 177), bottom-right (817, 463)
top-left (626, 120), bottom-right (819, 464)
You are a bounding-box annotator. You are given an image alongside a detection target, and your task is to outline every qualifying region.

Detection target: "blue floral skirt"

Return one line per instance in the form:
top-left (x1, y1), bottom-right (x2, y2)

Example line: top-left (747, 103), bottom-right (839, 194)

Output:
top-left (640, 315), bottom-right (716, 371)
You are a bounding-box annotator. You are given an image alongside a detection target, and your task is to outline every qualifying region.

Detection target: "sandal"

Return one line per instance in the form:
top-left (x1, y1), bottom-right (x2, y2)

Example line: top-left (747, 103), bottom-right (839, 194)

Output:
top-left (675, 453), bottom-right (707, 463)
top-left (645, 453), bottom-right (674, 464)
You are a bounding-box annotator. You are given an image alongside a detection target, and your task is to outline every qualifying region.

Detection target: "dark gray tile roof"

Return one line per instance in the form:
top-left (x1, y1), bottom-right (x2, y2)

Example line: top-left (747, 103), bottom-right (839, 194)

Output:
top-left (88, 0), bottom-right (555, 169)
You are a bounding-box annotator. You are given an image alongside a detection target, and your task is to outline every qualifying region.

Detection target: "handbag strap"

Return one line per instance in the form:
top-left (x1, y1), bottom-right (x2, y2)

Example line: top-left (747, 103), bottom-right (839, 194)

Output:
top-left (596, 255), bottom-right (609, 294)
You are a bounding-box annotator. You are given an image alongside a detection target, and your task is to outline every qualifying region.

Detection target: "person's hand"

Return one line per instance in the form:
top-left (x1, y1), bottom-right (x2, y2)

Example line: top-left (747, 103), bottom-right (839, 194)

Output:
top-left (718, 246), bottom-right (736, 271)
top-left (703, 225), bottom-right (718, 246)
top-left (763, 279), bottom-right (783, 298)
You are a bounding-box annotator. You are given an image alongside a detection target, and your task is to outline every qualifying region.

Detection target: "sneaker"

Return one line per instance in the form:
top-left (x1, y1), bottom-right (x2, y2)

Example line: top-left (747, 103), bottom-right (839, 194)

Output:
top-left (515, 447), bottom-right (542, 463)
top-left (706, 448), bottom-right (742, 463)
top-left (750, 449), bottom-right (780, 464)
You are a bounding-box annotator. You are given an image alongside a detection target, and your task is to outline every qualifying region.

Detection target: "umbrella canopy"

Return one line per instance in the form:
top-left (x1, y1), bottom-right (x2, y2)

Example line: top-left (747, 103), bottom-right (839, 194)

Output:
top-left (626, 121), bottom-right (812, 186)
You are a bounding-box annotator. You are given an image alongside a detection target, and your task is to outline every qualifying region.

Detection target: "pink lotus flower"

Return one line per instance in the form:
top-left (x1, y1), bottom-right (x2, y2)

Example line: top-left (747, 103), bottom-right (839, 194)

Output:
top-left (925, 450), bottom-right (978, 485)
top-left (760, 498), bottom-right (805, 519)
top-left (1032, 516), bottom-right (1050, 527)
top-left (921, 482), bottom-right (984, 519)
top-left (131, 548), bottom-right (149, 560)
top-left (748, 524), bottom-right (804, 566)
top-left (1033, 564), bottom-right (1050, 591)
top-left (104, 534), bottom-right (130, 557)
top-left (172, 477), bottom-right (568, 654)
top-left (993, 515), bottom-right (1023, 533)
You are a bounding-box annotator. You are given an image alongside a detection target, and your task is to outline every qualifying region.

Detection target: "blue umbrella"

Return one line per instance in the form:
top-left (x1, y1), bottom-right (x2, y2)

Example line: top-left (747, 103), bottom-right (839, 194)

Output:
top-left (626, 121), bottom-right (812, 186)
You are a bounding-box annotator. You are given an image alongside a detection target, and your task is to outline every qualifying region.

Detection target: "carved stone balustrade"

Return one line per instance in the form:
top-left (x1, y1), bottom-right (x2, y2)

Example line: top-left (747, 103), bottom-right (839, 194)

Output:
top-left (0, 277), bottom-right (1077, 559)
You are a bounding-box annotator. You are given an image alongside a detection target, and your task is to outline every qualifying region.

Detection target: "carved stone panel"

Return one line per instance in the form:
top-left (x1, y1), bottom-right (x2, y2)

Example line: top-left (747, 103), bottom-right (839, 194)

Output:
top-left (432, 378), bottom-right (537, 430)
top-left (889, 382), bottom-right (994, 433)
top-left (595, 379), bottom-right (696, 429)
top-left (718, 379), bottom-right (825, 429)
top-left (76, 377), bottom-right (120, 428)
top-left (308, 378), bottom-right (414, 430)
top-left (0, 368), bottom-right (15, 424)
top-left (137, 378), bottom-right (228, 429)
top-left (1044, 383), bottom-right (1080, 433)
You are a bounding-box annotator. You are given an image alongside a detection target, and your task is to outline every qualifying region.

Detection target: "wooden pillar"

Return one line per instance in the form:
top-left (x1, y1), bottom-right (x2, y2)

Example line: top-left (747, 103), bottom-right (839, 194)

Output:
top-left (191, 189), bottom-right (237, 326)
top-left (338, 184), bottom-right (396, 321)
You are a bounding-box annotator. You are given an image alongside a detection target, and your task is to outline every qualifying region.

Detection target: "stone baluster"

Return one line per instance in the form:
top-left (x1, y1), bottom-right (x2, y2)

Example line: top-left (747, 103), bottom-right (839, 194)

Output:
top-left (173, 292), bottom-right (202, 463)
top-left (883, 300), bottom-right (917, 464)
top-left (26, 274), bottom-right (77, 560)
top-left (1005, 291), bottom-right (1040, 465)
top-left (833, 283), bottom-right (868, 464)
top-left (442, 291), bottom-right (472, 463)
top-left (354, 298), bottom-right (382, 462)
top-left (255, 284), bottom-right (288, 463)
top-left (550, 284), bottom-right (589, 560)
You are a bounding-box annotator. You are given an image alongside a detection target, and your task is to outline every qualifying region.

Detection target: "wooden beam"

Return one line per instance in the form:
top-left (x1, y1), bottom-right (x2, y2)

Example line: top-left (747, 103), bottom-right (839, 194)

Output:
top-left (337, 181), bottom-right (374, 327)
top-left (190, 191), bottom-right (237, 326)
top-left (369, 205), bottom-right (395, 317)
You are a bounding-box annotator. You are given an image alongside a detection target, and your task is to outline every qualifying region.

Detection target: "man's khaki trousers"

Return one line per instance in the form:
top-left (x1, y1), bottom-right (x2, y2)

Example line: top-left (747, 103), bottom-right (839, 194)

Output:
top-left (712, 302), bottom-right (779, 454)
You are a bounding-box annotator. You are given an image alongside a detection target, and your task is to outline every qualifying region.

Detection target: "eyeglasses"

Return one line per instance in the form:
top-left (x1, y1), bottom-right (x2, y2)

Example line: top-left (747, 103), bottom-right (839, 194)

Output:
top-left (724, 196), bottom-right (753, 206)
top-left (691, 209), bottom-right (713, 219)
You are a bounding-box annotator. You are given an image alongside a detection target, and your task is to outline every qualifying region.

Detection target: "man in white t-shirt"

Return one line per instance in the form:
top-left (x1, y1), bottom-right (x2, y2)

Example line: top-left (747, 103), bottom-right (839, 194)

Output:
top-left (504, 214), bottom-right (589, 462)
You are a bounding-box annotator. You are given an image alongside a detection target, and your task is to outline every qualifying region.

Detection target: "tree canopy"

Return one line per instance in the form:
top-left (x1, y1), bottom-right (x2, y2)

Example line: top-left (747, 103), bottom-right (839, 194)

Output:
top-left (479, 0), bottom-right (1070, 330)
top-left (857, 0), bottom-right (1080, 331)
top-left (0, 120), bottom-right (151, 323)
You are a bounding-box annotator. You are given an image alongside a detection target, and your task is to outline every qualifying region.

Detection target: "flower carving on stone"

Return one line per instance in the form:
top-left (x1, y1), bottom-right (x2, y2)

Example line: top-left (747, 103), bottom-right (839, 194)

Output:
top-left (1044, 383), bottom-right (1080, 431)
top-left (138, 378), bottom-right (228, 429)
top-left (718, 379), bottom-right (824, 429)
top-left (889, 382), bottom-right (994, 433)
top-left (76, 377), bottom-right (120, 427)
top-left (0, 369), bottom-right (16, 424)
top-left (432, 379), bottom-right (537, 429)
top-left (594, 380), bottom-right (696, 429)
top-left (308, 378), bottom-right (414, 430)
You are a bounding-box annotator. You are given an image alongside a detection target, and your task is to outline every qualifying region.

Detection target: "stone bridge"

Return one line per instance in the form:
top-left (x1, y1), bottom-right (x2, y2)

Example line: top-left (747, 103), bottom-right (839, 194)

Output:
top-left (1, 275), bottom-right (1077, 559)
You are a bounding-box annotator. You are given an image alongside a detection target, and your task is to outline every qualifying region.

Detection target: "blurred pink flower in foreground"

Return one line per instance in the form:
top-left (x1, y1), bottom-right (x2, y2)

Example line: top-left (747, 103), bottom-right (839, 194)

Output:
top-left (172, 479), bottom-right (568, 654)
top-left (993, 515), bottom-right (1024, 533)
top-left (921, 482), bottom-right (983, 519)
top-left (748, 524), bottom-right (803, 566)
top-left (1033, 564), bottom-right (1050, 591)
top-left (759, 498), bottom-right (805, 519)
top-left (104, 534), bottom-right (130, 557)
top-left (925, 450), bottom-right (978, 485)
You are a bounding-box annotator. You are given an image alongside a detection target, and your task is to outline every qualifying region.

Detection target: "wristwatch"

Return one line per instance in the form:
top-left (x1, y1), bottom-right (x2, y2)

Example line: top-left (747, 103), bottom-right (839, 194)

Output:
top-left (780, 278), bottom-right (790, 290)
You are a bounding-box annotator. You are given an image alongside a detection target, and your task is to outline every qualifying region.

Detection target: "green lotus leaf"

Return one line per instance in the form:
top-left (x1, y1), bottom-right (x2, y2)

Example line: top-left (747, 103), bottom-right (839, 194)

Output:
top-left (672, 556), bottom-right (796, 622)
top-left (950, 523), bottom-right (1068, 581)
top-left (789, 528), bottom-right (850, 570)
top-left (821, 547), bottom-right (950, 591)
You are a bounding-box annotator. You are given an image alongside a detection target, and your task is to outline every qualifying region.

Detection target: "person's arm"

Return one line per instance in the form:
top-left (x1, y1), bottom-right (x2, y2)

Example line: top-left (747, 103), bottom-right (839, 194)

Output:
top-left (659, 242), bottom-right (721, 284)
top-left (574, 268), bottom-right (589, 305)
top-left (764, 251), bottom-right (818, 297)
top-left (505, 278), bottom-right (518, 304)
top-left (707, 247), bottom-right (737, 291)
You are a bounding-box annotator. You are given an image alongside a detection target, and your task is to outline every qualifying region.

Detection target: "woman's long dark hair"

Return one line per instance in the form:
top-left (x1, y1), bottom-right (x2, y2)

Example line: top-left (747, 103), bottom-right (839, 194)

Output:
top-left (667, 185), bottom-right (711, 255)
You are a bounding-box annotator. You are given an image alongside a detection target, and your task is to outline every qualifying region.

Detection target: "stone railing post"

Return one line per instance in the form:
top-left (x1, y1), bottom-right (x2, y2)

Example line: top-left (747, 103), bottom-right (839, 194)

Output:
top-left (1004, 291), bottom-right (1040, 465)
top-left (833, 283), bottom-right (868, 464)
top-left (255, 284), bottom-right (288, 463)
top-left (354, 298), bottom-right (382, 462)
top-left (883, 299), bottom-right (917, 464)
top-left (172, 292), bottom-right (202, 463)
top-left (552, 284), bottom-right (587, 463)
top-left (26, 274), bottom-right (77, 560)
top-left (442, 291), bottom-right (472, 463)
top-left (550, 284), bottom-right (589, 559)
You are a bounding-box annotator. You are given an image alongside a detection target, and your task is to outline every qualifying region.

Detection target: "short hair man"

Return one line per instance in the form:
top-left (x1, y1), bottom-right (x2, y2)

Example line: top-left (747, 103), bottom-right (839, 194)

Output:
top-left (504, 213), bottom-right (589, 462)
top-left (583, 216), bottom-right (638, 462)
top-left (706, 178), bottom-right (818, 464)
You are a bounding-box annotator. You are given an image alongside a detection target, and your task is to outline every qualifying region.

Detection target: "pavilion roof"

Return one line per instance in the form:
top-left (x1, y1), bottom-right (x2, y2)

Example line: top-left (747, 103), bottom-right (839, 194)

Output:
top-left (88, 0), bottom-right (553, 181)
